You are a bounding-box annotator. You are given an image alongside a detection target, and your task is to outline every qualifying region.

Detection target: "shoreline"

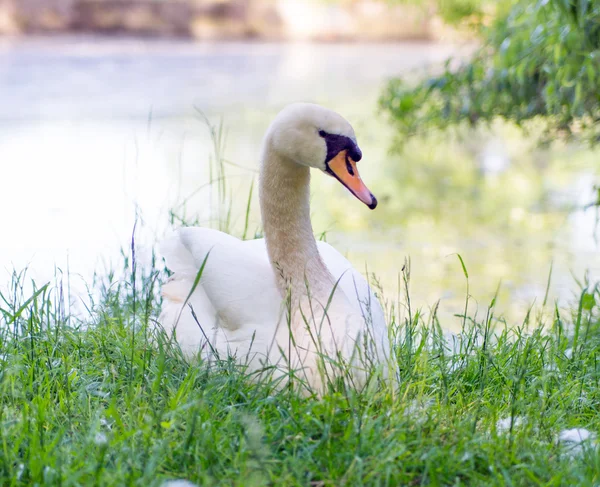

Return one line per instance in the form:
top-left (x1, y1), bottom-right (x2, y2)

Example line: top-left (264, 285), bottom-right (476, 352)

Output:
top-left (0, 33), bottom-right (454, 43)
top-left (0, 34), bottom-right (475, 51)
top-left (0, 0), bottom-right (469, 43)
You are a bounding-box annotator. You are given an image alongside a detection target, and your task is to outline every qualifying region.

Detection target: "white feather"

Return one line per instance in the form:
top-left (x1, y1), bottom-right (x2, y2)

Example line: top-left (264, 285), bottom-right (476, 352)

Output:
top-left (159, 231), bottom-right (388, 377)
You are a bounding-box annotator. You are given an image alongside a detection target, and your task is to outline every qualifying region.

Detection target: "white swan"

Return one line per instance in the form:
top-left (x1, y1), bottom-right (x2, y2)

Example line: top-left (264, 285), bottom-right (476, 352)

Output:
top-left (159, 103), bottom-right (390, 393)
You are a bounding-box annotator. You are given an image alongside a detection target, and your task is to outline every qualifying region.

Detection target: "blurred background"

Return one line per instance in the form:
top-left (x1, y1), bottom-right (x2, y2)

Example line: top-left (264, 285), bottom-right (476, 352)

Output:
top-left (0, 0), bottom-right (450, 40)
top-left (0, 0), bottom-right (598, 327)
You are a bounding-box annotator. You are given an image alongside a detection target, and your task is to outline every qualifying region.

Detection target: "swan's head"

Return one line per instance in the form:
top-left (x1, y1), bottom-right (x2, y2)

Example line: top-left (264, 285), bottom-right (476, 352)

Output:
top-left (267, 103), bottom-right (377, 209)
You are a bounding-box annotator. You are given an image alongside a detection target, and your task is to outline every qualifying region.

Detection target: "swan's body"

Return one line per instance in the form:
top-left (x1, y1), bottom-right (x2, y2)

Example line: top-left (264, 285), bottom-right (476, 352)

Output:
top-left (160, 103), bottom-right (390, 393)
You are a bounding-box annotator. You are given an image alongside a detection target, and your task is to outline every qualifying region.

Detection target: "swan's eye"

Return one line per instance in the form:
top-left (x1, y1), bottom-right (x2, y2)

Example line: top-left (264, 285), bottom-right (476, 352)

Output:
top-left (318, 130), bottom-right (327, 138)
top-left (348, 143), bottom-right (362, 162)
top-left (345, 154), bottom-right (355, 176)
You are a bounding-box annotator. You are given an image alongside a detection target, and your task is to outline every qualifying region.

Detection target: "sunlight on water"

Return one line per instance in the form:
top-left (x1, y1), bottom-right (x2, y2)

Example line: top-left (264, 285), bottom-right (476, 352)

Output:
top-left (0, 38), bottom-right (598, 327)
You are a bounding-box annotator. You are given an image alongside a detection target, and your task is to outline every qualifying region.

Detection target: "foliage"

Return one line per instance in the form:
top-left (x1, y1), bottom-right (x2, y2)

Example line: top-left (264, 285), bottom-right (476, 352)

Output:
top-left (1, 254), bottom-right (600, 485)
top-left (324, 0), bottom-right (489, 25)
top-left (381, 0), bottom-right (600, 144)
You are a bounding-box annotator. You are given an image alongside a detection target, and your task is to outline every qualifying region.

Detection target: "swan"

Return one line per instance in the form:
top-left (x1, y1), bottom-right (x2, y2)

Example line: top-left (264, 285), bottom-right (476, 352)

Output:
top-left (159, 103), bottom-right (390, 393)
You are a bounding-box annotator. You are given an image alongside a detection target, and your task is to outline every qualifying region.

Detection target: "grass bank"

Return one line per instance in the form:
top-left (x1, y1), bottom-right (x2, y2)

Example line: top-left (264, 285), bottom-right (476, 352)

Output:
top-left (1, 254), bottom-right (599, 486)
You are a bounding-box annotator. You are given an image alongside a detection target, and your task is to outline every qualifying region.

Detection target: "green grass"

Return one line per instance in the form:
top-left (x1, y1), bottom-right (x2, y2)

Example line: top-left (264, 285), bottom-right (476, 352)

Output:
top-left (1, 255), bottom-right (599, 486)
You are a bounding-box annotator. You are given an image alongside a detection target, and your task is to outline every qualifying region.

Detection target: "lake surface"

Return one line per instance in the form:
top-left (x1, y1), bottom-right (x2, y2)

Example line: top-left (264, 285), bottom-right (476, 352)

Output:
top-left (0, 37), bottom-right (598, 327)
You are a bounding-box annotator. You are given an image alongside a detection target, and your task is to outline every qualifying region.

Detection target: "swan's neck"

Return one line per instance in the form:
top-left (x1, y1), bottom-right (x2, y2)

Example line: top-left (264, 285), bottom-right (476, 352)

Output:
top-left (259, 143), bottom-right (333, 299)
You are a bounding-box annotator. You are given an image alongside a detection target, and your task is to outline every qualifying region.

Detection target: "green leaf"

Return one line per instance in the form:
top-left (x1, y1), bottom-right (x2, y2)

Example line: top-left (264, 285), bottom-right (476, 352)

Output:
top-left (582, 292), bottom-right (596, 311)
top-left (5, 283), bottom-right (49, 325)
top-left (456, 254), bottom-right (469, 279)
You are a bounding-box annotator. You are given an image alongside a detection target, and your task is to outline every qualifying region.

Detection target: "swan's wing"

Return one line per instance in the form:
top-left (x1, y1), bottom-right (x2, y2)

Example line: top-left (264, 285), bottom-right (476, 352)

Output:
top-left (160, 274), bottom-right (218, 356)
top-left (161, 228), bottom-right (281, 329)
top-left (317, 241), bottom-right (386, 331)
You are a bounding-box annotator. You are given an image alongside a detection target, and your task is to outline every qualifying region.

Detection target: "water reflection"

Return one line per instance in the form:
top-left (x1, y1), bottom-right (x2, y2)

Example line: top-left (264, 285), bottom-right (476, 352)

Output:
top-left (0, 38), bottom-right (597, 327)
top-left (317, 125), bottom-right (600, 322)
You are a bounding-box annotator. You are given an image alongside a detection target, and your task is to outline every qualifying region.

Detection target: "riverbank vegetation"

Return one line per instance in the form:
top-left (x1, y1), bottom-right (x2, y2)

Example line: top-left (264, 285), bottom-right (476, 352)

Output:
top-left (0, 0), bottom-right (458, 40)
top-left (381, 0), bottom-right (600, 145)
top-left (1, 252), bottom-right (599, 485)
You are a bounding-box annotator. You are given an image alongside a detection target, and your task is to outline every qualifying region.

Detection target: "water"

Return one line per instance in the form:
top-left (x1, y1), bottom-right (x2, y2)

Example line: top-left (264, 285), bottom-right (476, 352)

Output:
top-left (0, 37), bottom-right (598, 327)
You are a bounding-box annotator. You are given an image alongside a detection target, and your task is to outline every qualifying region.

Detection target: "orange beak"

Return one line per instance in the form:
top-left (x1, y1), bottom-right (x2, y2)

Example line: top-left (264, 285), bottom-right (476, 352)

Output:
top-left (325, 150), bottom-right (377, 209)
